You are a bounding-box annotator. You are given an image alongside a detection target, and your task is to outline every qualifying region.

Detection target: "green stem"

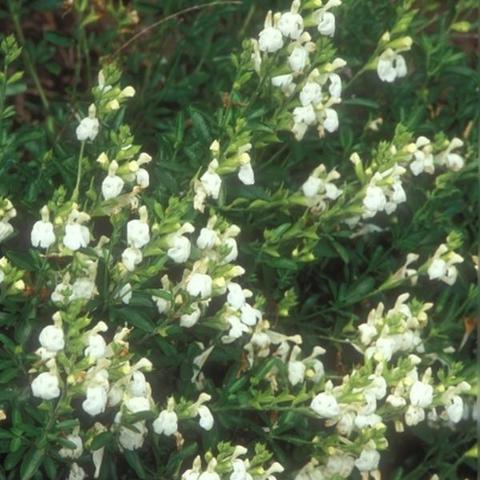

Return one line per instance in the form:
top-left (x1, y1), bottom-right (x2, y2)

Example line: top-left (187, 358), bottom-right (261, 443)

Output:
top-left (0, 63), bottom-right (8, 146)
top-left (72, 141), bottom-right (85, 203)
top-left (344, 64), bottom-right (369, 92)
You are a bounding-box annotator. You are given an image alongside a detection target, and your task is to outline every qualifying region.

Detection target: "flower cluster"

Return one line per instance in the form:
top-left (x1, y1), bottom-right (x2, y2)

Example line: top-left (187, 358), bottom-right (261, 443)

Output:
top-left (0, 256), bottom-right (25, 293)
top-left (294, 294), bottom-right (471, 479)
top-left (0, 197), bottom-right (16, 243)
top-left (180, 444), bottom-right (284, 480)
top-left (301, 164), bottom-right (342, 209)
top-left (361, 163), bottom-right (407, 219)
top-left (194, 140), bottom-right (255, 213)
top-left (75, 70), bottom-right (136, 142)
top-left (31, 313), bottom-right (215, 476)
top-left (427, 243), bottom-right (464, 285)
top-left (344, 132), bottom-right (466, 228)
top-left (253, 0), bottom-right (345, 140)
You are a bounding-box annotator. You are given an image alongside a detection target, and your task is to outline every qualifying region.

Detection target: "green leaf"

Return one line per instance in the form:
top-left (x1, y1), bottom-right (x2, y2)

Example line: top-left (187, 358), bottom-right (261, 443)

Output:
top-left (91, 432), bottom-right (113, 451)
top-left (44, 32), bottom-right (72, 47)
top-left (113, 307), bottom-right (155, 333)
top-left (4, 445), bottom-right (27, 470)
top-left (19, 446), bottom-right (45, 480)
top-left (124, 451), bottom-right (147, 479)
top-left (188, 108), bottom-right (210, 143)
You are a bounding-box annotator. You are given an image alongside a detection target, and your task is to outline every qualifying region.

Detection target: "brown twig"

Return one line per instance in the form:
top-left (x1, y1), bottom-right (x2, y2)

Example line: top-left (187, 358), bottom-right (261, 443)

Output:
top-left (111, 1), bottom-right (242, 57)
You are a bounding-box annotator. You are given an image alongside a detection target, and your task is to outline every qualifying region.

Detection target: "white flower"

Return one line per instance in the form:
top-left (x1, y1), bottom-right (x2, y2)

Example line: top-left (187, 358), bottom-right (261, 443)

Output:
top-left (289, 46), bottom-right (309, 73)
top-left (300, 82), bottom-right (322, 106)
top-left (153, 295), bottom-right (171, 314)
top-left (238, 162), bottom-right (255, 185)
top-left (445, 153), bottom-right (464, 171)
top-left (278, 10), bottom-right (303, 40)
top-left (125, 396), bottom-right (150, 413)
top-left (199, 472), bottom-right (220, 480)
top-left (0, 221), bottom-right (13, 243)
top-left (85, 334), bottom-right (107, 360)
top-left (187, 273), bottom-right (213, 299)
top-left (222, 237), bottom-right (238, 264)
top-left (405, 405), bottom-right (425, 426)
top-left (288, 359), bottom-right (306, 386)
top-left (31, 206), bottom-right (55, 248)
top-left (198, 405), bottom-right (214, 430)
top-left (326, 455), bottom-right (355, 478)
top-left (200, 161), bottom-right (222, 199)
top-left (231, 459), bottom-right (253, 480)
top-left (436, 137), bottom-right (464, 171)
top-left (355, 413), bottom-right (382, 429)
top-left (68, 463), bottom-right (87, 480)
top-left (76, 117), bottom-right (100, 141)
top-left (445, 395), bottom-right (463, 423)
top-left (295, 460), bottom-right (324, 480)
top-left (153, 410), bottom-right (178, 436)
top-left (292, 122), bottom-right (308, 141)
top-left (377, 49), bottom-right (407, 83)
top-left (63, 224), bottom-right (90, 251)
top-left (293, 105), bottom-right (316, 126)
top-left (180, 306), bottom-right (201, 328)
top-left (240, 304), bottom-right (262, 326)
top-left (271, 74), bottom-right (296, 95)
top-left (336, 412), bottom-right (355, 436)
top-left (428, 258), bottom-right (447, 280)
top-left (102, 160), bottom-right (124, 200)
top-left (354, 449), bottom-right (380, 472)
top-left (227, 282), bottom-right (247, 310)
top-left (409, 381), bottom-right (433, 408)
top-left (410, 138), bottom-right (434, 175)
top-left (372, 336), bottom-right (395, 361)
top-left (329, 73), bottom-right (342, 99)
top-left (197, 228), bottom-right (218, 250)
top-left (122, 247), bottom-right (143, 271)
top-left (367, 376), bottom-right (387, 400)
top-left (259, 12), bottom-right (283, 53)
top-left (363, 185), bottom-right (387, 217)
top-left (390, 181), bottom-right (406, 204)
top-left (71, 277), bottom-right (97, 301)
top-left (427, 245), bottom-right (463, 285)
top-left (323, 108), bottom-right (339, 133)
top-left (222, 315), bottom-right (250, 343)
top-left (136, 168), bottom-right (150, 188)
top-left (82, 386), bottom-right (108, 416)
top-left (302, 176), bottom-right (322, 198)
top-left (168, 235), bottom-right (191, 264)
top-left (316, 11), bottom-right (336, 36)
top-left (127, 206), bottom-right (150, 248)
top-left (39, 325), bottom-right (65, 352)
top-left (310, 392), bottom-right (340, 418)
top-left (32, 372), bottom-right (60, 400)
top-left (51, 279), bottom-right (71, 304)
top-left (182, 457), bottom-right (202, 480)
top-left (118, 421), bottom-right (148, 450)
top-left (387, 394), bottom-right (407, 408)
top-left (129, 371), bottom-right (149, 398)
top-left (59, 433), bottom-right (83, 459)
top-left (325, 182), bottom-right (342, 200)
